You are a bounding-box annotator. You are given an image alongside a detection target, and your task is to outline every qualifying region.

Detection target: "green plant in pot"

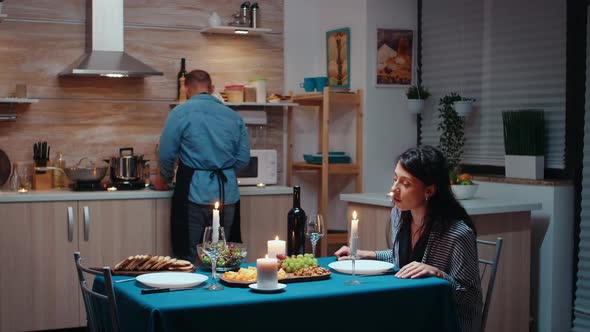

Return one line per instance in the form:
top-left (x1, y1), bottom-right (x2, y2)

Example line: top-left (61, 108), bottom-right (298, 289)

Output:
top-left (406, 85), bottom-right (430, 114)
top-left (502, 109), bottom-right (546, 179)
top-left (453, 96), bottom-right (476, 116)
top-left (438, 92), bottom-right (465, 174)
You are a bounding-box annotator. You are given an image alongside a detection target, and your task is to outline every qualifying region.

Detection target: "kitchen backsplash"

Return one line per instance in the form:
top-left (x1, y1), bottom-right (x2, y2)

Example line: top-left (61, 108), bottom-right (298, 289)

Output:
top-left (0, 0), bottom-right (285, 188)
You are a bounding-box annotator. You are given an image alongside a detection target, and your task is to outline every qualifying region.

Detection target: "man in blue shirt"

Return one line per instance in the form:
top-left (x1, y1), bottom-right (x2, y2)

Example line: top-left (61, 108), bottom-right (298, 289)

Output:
top-left (156, 69), bottom-right (250, 263)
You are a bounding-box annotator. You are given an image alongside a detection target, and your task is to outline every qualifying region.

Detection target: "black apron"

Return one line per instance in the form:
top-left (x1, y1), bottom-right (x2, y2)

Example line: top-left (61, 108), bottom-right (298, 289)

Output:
top-left (170, 162), bottom-right (241, 258)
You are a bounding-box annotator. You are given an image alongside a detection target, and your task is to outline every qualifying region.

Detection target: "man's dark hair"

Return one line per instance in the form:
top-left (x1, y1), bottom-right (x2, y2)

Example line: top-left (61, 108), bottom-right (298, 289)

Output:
top-left (185, 69), bottom-right (212, 88)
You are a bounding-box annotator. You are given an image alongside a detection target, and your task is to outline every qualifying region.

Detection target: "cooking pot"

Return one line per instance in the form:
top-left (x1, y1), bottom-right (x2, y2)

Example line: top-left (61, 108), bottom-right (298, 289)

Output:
top-left (107, 147), bottom-right (145, 181)
top-left (64, 157), bottom-right (108, 182)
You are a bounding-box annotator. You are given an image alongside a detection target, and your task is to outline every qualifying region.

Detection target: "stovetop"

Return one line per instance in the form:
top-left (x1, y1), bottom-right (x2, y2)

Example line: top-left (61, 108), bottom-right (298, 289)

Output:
top-left (72, 180), bottom-right (146, 191)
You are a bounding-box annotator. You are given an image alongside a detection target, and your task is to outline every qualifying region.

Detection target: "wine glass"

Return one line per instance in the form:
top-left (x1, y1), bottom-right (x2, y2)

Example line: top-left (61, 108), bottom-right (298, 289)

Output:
top-left (201, 226), bottom-right (226, 291)
top-left (305, 214), bottom-right (325, 257)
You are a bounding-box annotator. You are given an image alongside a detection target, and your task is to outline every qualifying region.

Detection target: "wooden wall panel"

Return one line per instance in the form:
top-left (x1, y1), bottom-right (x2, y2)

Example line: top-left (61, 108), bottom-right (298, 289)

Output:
top-left (0, 0), bottom-right (285, 187)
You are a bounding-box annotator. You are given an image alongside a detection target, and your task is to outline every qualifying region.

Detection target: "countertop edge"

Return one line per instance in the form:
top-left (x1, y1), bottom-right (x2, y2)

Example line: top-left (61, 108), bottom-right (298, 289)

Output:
top-left (340, 193), bottom-right (543, 215)
top-left (0, 186), bottom-right (292, 203)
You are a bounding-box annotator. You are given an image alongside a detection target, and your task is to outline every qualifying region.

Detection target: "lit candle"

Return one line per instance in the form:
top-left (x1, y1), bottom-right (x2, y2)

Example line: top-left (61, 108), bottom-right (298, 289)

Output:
top-left (213, 201), bottom-right (220, 242)
top-left (350, 210), bottom-right (359, 255)
top-left (267, 236), bottom-right (286, 258)
top-left (256, 255), bottom-right (278, 289)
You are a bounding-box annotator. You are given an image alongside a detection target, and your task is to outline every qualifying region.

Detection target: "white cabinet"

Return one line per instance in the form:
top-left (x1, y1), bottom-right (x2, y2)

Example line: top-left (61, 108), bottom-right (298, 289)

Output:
top-left (0, 199), bottom-right (156, 331)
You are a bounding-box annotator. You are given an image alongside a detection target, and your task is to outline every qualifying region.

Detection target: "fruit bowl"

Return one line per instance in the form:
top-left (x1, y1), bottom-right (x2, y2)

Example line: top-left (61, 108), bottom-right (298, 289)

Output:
top-left (197, 242), bottom-right (247, 272)
top-left (451, 184), bottom-right (479, 200)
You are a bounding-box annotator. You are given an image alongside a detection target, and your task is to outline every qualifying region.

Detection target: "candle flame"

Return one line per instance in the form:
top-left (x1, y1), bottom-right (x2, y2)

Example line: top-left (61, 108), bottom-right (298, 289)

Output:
top-left (275, 235), bottom-right (279, 241)
top-left (352, 210), bottom-right (358, 220)
top-left (214, 201), bottom-right (219, 209)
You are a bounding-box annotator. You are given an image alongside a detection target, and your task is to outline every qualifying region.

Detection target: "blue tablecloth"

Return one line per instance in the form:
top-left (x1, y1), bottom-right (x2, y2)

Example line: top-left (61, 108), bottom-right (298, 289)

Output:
top-left (95, 257), bottom-right (459, 332)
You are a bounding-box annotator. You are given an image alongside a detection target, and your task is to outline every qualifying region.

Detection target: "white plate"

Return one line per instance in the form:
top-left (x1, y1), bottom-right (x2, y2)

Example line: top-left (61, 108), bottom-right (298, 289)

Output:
top-left (248, 283), bottom-right (286, 293)
top-left (136, 272), bottom-right (208, 289)
top-left (328, 260), bottom-right (394, 275)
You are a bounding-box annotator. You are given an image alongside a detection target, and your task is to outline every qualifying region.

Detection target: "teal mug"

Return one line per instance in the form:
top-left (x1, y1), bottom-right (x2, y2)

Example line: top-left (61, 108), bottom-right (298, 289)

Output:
top-left (313, 77), bottom-right (328, 92)
top-left (299, 77), bottom-right (315, 92)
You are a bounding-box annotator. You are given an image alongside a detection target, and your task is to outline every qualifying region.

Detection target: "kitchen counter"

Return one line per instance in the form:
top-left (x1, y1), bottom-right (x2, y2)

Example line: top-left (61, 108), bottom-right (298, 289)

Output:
top-left (340, 192), bottom-right (542, 214)
top-left (0, 185), bottom-right (292, 203)
top-left (340, 191), bottom-right (540, 332)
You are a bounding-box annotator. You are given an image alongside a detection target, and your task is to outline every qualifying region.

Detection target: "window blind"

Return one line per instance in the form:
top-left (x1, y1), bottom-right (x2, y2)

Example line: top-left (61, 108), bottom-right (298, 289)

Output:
top-left (420, 0), bottom-right (566, 169)
top-left (572, 6), bottom-right (590, 330)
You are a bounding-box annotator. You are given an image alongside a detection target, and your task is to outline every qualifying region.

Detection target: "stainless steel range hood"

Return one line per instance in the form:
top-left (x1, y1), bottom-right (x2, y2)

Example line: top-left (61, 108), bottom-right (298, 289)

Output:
top-left (59, 0), bottom-right (163, 78)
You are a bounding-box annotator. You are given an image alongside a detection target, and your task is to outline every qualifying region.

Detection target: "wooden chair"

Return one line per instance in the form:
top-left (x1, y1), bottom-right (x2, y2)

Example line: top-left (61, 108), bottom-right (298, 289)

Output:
top-left (477, 238), bottom-right (503, 332)
top-left (73, 252), bottom-right (121, 332)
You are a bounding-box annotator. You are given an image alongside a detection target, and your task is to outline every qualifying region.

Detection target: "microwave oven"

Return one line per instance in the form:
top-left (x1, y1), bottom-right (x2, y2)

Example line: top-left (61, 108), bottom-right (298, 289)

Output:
top-left (236, 149), bottom-right (278, 186)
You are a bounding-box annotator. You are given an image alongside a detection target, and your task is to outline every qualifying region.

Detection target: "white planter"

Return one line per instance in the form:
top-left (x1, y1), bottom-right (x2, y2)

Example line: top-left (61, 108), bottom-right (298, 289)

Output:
top-left (454, 100), bottom-right (474, 116)
top-left (407, 99), bottom-right (425, 114)
top-left (505, 155), bottom-right (544, 179)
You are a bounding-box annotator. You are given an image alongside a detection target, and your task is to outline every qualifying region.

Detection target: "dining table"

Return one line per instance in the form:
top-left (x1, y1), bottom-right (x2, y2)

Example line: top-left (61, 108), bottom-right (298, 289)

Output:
top-left (94, 257), bottom-right (459, 332)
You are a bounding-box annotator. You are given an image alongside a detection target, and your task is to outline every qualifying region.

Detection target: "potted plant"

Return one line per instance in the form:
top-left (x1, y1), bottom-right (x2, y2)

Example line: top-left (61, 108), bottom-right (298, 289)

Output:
top-left (438, 92), bottom-right (465, 174)
top-left (406, 85), bottom-right (430, 114)
top-left (453, 96), bottom-right (476, 116)
top-left (502, 109), bottom-right (546, 179)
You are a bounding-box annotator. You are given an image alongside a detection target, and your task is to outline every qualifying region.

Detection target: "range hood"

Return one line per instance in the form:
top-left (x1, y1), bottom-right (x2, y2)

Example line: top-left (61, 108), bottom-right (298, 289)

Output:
top-left (59, 0), bottom-right (163, 78)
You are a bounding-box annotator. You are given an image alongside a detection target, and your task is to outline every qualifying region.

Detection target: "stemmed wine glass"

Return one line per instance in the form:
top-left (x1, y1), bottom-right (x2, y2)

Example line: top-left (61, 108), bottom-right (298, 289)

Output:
top-left (202, 226), bottom-right (226, 291)
top-left (305, 214), bottom-right (325, 257)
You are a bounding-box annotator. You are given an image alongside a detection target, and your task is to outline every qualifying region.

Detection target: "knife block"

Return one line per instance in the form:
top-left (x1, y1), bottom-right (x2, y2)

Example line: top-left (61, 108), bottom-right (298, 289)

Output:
top-left (33, 162), bottom-right (53, 190)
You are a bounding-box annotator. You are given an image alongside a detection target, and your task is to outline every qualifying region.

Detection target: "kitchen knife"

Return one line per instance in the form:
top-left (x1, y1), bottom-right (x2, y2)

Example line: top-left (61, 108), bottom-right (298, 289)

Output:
top-left (141, 287), bottom-right (198, 294)
top-left (33, 143), bottom-right (38, 161)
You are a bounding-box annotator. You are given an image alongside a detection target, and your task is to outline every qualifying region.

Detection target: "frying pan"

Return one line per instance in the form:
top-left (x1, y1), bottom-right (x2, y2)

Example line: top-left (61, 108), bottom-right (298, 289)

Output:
top-left (0, 149), bottom-right (11, 186)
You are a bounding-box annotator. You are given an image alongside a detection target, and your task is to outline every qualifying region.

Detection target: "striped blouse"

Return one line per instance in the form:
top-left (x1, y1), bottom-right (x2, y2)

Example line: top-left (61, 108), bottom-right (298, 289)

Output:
top-left (375, 208), bottom-right (483, 332)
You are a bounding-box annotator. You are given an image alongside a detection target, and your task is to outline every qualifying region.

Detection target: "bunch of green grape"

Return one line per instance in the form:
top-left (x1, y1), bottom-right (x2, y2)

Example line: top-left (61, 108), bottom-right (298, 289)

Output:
top-left (281, 254), bottom-right (318, 273)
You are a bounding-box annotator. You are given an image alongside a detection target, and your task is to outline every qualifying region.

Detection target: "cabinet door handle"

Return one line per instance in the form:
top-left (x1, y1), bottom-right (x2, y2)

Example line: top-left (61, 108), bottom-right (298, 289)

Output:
top-left (67, 206), bottom-right (74, 242)
top-left (83, 206), bottom-right (90, 241)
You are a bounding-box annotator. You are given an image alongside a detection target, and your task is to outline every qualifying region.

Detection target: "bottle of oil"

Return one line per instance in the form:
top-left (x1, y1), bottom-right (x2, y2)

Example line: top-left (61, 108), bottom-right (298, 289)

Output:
top-left (52, 150), bottom-right (66, 189)
top-left (176, 58), bottom-right (187, 100)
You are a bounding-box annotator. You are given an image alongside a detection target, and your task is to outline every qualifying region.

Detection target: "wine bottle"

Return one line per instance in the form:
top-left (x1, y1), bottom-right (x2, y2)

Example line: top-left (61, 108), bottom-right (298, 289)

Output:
top-left (176, 58), bottom-right (187, 100)
top-left (287, 186), bottom-right (307, 256)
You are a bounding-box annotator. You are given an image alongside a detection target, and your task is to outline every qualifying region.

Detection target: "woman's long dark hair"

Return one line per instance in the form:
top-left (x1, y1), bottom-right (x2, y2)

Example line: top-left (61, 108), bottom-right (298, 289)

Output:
top-left (396, 145), bottom-right (476, 234)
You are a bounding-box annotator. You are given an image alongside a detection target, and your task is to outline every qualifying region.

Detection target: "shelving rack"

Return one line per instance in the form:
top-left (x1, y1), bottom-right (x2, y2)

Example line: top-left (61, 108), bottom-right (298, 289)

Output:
top-left (0, 98), bottom-right (39, 120)
top-left (287, 87), bottom-right (364, 256)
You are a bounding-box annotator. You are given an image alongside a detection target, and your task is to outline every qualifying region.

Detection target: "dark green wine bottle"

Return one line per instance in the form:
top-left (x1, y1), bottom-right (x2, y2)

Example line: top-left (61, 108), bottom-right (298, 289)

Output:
top-left (287, 186), bottom-right (307, 256)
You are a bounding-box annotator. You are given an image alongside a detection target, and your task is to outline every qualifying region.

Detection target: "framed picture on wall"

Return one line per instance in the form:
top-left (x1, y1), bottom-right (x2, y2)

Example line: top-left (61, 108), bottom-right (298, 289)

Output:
top-left (326, 27), bottom-right (350, 90)
top-left (376, 28), bottom-right (414, 87)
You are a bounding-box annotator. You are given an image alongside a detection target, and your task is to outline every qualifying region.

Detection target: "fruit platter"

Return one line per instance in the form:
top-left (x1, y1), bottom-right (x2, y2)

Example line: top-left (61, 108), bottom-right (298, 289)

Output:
top-left (219, 253), bottom-right (331, 287)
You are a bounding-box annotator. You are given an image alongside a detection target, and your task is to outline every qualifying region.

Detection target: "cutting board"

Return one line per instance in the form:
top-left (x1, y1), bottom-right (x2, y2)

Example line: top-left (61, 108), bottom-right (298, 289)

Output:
top-left (219, 271), bottom-right (331, 288)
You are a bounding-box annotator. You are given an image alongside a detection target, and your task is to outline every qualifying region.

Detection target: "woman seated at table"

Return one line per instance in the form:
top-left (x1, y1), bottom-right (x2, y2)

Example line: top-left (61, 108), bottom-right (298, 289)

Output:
top-left (335, 145), bottom-right (482, 332)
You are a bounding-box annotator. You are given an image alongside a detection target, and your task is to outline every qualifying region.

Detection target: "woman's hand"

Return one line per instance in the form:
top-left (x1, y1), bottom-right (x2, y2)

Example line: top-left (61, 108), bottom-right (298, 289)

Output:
top-left (395, 261), bottom-right (443, 279)
top-left (334, 246), bottom-right (376, 261)
top-left (334, 246), bottom-right (351, 260)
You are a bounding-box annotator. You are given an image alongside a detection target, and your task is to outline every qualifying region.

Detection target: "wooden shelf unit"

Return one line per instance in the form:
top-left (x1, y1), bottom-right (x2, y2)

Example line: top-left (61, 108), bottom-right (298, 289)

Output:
top-left (0, 98), bottom-right (39, 120)
top-left (287, 87), bottom-right (364, 256)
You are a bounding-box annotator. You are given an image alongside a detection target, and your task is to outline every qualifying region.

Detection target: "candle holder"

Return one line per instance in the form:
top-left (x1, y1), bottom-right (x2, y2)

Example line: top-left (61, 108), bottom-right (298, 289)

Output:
top-left (345, 235), bottom-right (361, 285)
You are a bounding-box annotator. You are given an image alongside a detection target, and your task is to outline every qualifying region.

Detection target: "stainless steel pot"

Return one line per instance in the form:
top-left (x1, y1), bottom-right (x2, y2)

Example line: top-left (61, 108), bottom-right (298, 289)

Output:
top-left (108, 147), bottom-right (145, 181)
top-left (64, 157), bottom-right (108, 182)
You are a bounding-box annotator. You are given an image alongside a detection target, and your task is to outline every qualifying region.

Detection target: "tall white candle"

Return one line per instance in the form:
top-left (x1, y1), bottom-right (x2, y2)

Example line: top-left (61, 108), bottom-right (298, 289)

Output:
top-left (350, 210), bottom-right (359, 255)
top-left (212, 201), bottom-right (220, 242)
top-left (267, 236), bottom-right (286, 258)
top-left (256, 255), bottom-right (278, 289)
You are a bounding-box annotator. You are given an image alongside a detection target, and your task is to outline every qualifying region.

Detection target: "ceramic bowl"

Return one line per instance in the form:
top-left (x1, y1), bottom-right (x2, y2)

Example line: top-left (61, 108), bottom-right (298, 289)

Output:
top-left (451, 184), bottom-right (479, 200)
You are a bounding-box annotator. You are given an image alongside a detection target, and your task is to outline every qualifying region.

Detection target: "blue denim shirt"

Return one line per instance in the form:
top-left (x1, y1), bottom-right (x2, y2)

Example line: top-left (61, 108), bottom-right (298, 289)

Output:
top-left (158, 94), bottom-right (250, 204)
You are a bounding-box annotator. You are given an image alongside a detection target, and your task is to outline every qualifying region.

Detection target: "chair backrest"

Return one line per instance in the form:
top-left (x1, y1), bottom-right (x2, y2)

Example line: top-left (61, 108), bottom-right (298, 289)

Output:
top-left (73, 252), bottom-right (121, 332)
top-left (477, 238), bottom-right (503, 332)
